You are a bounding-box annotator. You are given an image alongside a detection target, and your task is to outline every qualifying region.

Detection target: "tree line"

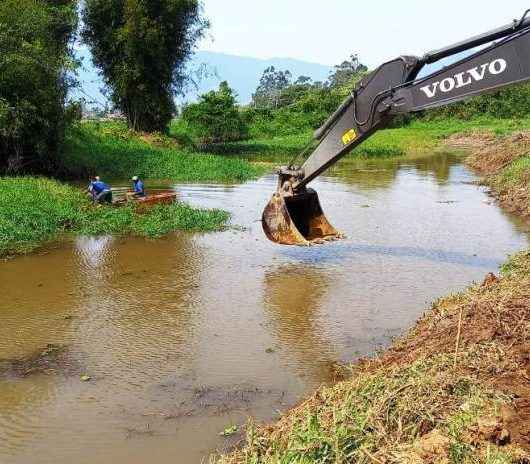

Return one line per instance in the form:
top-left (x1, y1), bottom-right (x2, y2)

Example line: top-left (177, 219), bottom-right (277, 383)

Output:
top-left (2, 1), bottom-right (529, 175)
top-left (0, 0), bottom-right (207, 175)
top-left (180, 51), bottom-right (530, 146)
top-left (179, 55), bottom-right (369, 145)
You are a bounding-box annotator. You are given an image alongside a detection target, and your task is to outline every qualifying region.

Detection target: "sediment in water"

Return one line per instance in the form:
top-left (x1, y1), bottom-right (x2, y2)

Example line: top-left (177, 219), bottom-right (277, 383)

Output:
top-left (0, 344), bottom-right (76, 378)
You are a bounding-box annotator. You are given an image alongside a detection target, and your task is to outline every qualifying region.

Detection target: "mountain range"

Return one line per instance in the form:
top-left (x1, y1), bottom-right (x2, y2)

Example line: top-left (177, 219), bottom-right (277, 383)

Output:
top-left (74, 47), bottom-right (332, 108)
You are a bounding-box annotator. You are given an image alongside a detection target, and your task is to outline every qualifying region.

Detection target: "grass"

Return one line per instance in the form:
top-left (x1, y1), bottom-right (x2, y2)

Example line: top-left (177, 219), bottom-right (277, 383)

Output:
top-left (170, 116), bottom-right (530, 168)
top-left (0, 177), bottom-right (229, 257)
top-left (215, 249), bottom-right (530, 463)
top-left (215, 355), bottom-right (518, 463)
top-left (62, 117), bottom-right (530, 184)
top-left (63, 121), bottom-right (266, 182)
top-left (496, 156), bottom-right (530, 187)
top-left (464, 130), bottom-right (530, 216)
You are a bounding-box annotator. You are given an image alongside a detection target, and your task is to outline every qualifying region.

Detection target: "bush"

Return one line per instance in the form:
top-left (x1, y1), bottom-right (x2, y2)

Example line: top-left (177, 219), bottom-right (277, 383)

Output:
top-left (181, 81), bottom-right (249, 145)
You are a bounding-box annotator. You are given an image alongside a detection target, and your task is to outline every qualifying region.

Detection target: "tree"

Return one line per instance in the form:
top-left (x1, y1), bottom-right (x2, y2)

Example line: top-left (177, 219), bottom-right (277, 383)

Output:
top-left (328, 54), bottom-right (367, 88)
top-left (252, 66), bottom-right (292, 108)
top-left (181, 81), bottom-right (248, 145)
top-left (294, 75), bottom-right (312, 86)
top-left (82, 0), bottom-right (208, 133)
top-left (0, 0), bottom-right (77, 174)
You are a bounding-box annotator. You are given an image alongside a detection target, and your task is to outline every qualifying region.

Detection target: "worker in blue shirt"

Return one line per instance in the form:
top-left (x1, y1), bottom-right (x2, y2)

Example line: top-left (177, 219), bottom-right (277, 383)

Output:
top-left (131, 176), bottom-right (146, 197)
top-left (90, 177), bottom-right (113, 204)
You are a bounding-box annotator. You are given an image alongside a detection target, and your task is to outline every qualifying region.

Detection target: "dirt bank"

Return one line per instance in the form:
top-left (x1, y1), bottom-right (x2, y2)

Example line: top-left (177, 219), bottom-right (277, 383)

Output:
top-left (448, 131), bottom-right (530, 217)
top-left (214, 132), bottom-right (530, 464)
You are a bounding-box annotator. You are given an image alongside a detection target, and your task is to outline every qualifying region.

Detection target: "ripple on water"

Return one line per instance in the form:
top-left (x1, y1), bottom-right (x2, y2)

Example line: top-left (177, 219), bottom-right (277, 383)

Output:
top-left (0, 152), bottom-right (528, 464)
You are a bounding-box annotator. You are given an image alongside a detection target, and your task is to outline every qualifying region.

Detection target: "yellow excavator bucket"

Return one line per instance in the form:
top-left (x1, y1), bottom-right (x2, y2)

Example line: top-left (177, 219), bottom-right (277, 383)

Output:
top-left (262, 188), bottom-right (343, 246)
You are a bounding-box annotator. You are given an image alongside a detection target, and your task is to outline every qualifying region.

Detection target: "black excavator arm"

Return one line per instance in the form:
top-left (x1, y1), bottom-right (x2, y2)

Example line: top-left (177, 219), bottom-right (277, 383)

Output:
top-left (263, 11), bottom-right (530, 246)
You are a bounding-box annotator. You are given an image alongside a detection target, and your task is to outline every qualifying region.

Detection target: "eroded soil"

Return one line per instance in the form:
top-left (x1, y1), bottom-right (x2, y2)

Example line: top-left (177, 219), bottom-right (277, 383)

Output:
top-left (448, 131), bottom-right (530, 217)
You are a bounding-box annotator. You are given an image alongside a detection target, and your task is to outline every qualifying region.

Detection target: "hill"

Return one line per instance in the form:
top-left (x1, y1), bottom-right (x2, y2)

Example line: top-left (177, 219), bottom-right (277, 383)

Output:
top-left (73, 47), bottom-right (332, 108)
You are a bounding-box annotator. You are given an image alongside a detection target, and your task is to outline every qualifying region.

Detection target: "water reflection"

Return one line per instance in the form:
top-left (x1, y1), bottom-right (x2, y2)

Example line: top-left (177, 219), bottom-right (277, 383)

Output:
top-left (329, 150), bottom-right (463, 190)
top-left (263, 264), bottom-right (339, 384)
top-left (280, 242), bottom-right (500, 268)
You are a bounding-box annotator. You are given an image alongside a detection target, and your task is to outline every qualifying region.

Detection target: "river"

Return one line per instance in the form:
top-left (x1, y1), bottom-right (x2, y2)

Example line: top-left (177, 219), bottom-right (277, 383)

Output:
top-left (0, 151), bottom-right (528, 463)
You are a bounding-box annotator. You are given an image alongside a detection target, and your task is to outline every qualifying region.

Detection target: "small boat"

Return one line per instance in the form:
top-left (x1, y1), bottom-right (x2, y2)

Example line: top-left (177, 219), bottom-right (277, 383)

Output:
top-left (112, 188), bottom-right (178, 208)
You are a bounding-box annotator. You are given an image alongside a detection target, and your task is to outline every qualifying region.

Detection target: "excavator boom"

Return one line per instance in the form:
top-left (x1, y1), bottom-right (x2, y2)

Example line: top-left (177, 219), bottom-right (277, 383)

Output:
top-left (263, 11), bottom-right (530, 246)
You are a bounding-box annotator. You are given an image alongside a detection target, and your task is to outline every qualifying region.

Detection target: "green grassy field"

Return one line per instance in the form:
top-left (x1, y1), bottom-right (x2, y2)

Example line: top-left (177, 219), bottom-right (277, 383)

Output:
top-left (0, 177), bottom-right (229, 257)
top-left (176, 117), bottom-right (530, 166)
top-left (63, 121), bottom-right (266, 182)
top-left (64, 117), bottom-right (530, 182)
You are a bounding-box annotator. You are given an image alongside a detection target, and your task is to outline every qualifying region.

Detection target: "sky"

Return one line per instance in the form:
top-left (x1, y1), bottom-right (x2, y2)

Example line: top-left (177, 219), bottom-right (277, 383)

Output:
top-left (200, 1), bottom-right (530, 67)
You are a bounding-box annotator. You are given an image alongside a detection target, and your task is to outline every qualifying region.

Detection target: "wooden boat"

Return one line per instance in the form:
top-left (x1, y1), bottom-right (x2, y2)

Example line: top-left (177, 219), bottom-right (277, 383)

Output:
top-left (112, 188), bottom-right (178, 208)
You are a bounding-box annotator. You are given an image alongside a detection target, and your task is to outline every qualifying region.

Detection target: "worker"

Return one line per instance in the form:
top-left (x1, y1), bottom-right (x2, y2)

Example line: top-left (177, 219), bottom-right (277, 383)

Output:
top-left (87, 177), bottom-right (96, 201)
top-left (90, 177), bottom-right (113, 204)
top-left (131, 176), bottom-right (146, 198)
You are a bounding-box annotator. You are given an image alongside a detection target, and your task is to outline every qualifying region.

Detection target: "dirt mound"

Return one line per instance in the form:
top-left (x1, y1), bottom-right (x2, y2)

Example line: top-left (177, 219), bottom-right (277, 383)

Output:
top-left (368, 253), bottom-right (530, 452)
top-left (448, 131), bottom-right (530, 174)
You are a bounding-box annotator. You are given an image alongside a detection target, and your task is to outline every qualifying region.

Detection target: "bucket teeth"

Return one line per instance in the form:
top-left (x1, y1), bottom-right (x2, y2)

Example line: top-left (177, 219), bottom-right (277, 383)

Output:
top-left (262, 188), bottom-right (343, 246)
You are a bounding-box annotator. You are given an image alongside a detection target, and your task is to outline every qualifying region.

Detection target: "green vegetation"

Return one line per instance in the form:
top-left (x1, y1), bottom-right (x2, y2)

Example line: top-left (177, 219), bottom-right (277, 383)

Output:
top-left (0, 0), bottom-right (77, 175)
top-left (63, 121), bottom-right (265, 181)
top-left (217, 355), bottom-right (510, 464)
top-left (180, 81), bottom-right (248, 145)
top-left (0, 177), bottom-right (229, 257)
top-left (172, 52), bottom-right (530, 169)
top-left (82, 0), bottom-right (207, 132)
top-left (497, 156), bottom-right (530, 187)
top-left (178, 117), bottom-right (530, 167)
top-left (464, 129), bottom-right (530, 218)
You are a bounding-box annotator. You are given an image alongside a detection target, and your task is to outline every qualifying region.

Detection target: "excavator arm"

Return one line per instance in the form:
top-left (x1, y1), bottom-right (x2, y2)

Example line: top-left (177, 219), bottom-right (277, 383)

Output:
top-left (263, 11), bottom-right (530, 246)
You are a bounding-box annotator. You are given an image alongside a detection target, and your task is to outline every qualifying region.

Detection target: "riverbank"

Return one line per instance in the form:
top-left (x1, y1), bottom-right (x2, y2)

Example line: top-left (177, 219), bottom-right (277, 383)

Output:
top-left (453, 131), bottom-right (530, 218)
top-left (0, 177), bottom-right (229, 257)
top-left (62, 121), bottom-right (266, 181)
top-left (213, 131), bottom-right (530, 463)
top-left (63, 117), bottom-right (530, 175)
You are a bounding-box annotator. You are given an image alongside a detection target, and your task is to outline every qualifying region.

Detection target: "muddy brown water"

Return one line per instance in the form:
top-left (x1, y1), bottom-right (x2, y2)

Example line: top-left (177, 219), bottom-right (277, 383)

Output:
top-left (1, 151), bottom-right (528, 464)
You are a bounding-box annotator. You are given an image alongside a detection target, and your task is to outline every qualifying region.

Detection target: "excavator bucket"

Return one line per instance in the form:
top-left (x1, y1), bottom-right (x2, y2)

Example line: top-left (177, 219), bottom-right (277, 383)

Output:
top-left (262, 188), bottom-right (343, 246)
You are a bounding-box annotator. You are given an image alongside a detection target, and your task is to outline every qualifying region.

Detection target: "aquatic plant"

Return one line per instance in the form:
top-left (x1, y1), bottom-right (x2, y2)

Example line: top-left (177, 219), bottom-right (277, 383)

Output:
top-left (0, 177), bottom-right (229, 257)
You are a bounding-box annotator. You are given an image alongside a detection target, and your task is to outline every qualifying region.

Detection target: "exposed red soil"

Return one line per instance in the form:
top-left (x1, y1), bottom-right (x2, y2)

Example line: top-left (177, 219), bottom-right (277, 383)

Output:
top-left (364, 267), bottom-right (530, 451)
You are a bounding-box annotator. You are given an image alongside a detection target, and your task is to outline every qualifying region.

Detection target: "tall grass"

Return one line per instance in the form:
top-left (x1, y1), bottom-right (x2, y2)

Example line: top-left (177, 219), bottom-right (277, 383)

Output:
top-left (0, 177), bottom-right (229, 256)
top-left (173, 116), bottom-right (530, 167)
top-left (62, 117), bottom-right (530, 188)
top-left (62, 121), bottom-right (265, 182)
